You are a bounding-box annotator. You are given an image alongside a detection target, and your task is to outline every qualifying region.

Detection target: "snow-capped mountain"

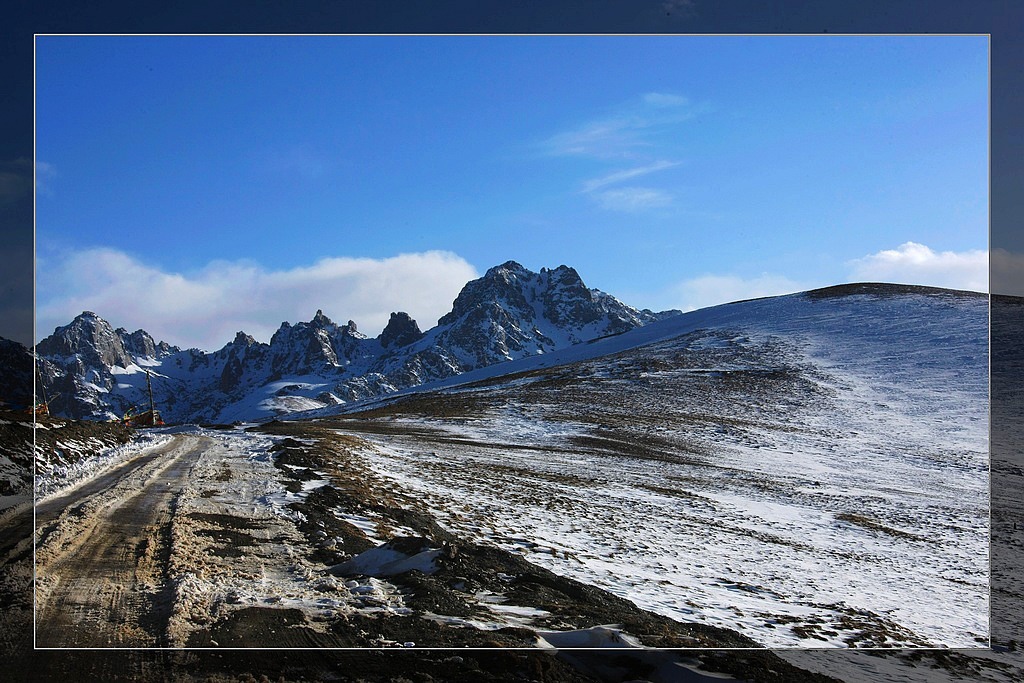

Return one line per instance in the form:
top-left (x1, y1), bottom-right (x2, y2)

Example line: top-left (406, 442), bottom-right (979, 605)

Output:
top-left (328, 261), bottom-right (664, 403)
top-left (34, 261), bottom-right (667, 422)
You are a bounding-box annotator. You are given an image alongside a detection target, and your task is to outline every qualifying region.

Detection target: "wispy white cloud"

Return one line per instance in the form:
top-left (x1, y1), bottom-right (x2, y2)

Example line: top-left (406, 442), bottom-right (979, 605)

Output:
top-left (848, 241), bottom-right (987, 292)
top-left (670, 273), bottom-right (808, 312)
top-left (542, 120), bottom-right (644, 159)
top-left (36, 161), bottom-right (57, 196)
top-left (592, 186), bottom-right (673, 212)
top-left (543, 93), bottom-right (696, 212)
top-left (36, 249), bottom-right (479, 351)
top-left (642, 92), bottom-right (689, 108)
top-left (581, 160), bottom-right (680, 193)
top-left (581, 159), bottom-right (680, 212)
top-left (540, 92), bottom-right (696, 159)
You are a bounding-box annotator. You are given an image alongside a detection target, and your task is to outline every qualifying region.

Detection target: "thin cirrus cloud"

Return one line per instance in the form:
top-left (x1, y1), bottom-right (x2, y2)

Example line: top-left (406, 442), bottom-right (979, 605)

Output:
top-left (36, 248), bottom-right (479, 351)
top-left (641, 92), bottom-right (689, 108)
top-left (592, 187), bottom-right (674, 212)
top-left (848, 241), bottom-right (987, 292)
top-left (541, 93), bottom-right (695, 213)
top-left (540, 92), bottom-right (696, 160)
top-left (581, 159), bottom-right (681, 212)
top-left (581, 160), bottom-right (681, 193)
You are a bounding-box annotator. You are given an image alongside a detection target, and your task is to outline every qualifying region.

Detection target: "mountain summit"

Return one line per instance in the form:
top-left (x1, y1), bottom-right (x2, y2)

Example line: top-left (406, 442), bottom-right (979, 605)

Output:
top-left (433, 260), bottom-right (654, 367)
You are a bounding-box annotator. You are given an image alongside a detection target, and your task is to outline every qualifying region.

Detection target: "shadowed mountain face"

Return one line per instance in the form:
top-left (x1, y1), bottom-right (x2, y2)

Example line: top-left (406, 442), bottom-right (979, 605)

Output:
top-left (31, 261), bottom-right (664, 422)
top-left (36, 311), bottom-right (134, 369)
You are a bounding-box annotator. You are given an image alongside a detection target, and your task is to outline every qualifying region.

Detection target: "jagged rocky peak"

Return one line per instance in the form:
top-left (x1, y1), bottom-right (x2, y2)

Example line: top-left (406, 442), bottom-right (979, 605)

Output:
top-left (31, 260), bottom-right (675, 421)
top-left (423, 260), bottom-right (659, 373)
top-left (305, 309), bottom-right (362, 338)
top-left (217, 330), bottom-right (262, 358)
top-left (438, 260), bottom-right (651, 333)
top-left (266, 311), bottom-right (368, 376)
top-left (37, 311), bottom-right (131, 369)
top-left (117, 327), bottom-right (154, 358)
top-left (217, 330), bottom-right (263, 392)
top-left (487, 260), bottom-right (531, 281)
top-left (545, 263), bottom-right (583, 282)
top-left (439, 260), bottom-right (535, 326)
top-left (117, 327), bottom-right (180, 360)
top-left (379, 311), bottom-right (423, 349)
top-left (311, 309), bottom-right (332, 328)
top-left (543, 265), bottom-right (594, 310)
top-left (270, 318), bottom-right (337, 369)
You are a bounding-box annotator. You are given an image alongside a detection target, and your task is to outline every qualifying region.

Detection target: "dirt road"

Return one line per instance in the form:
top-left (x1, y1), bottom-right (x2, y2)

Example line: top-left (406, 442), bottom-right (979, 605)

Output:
top-left (13, 424), bottom-right (851, 681)
top-left (34, 434), bottom-right (209, 648)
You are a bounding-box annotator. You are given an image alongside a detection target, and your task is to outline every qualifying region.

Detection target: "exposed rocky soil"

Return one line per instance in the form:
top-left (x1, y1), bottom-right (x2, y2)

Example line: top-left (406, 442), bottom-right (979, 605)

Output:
top-left (6, 419), bottom-right (842, 682)
top-left (0, 289), bottom-right (1018, 682)
top-left (0, 409), bottom-right (133, 496)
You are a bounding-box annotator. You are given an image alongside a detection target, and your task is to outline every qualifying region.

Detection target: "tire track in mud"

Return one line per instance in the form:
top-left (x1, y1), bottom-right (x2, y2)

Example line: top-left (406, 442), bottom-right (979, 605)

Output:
top-left (34, 434), bottom-right (208, 648)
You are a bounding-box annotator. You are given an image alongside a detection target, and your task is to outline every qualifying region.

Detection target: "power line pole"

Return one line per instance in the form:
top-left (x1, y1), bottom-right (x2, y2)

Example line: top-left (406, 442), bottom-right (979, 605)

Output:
top-left (147, 370), bottom-right (155, 424)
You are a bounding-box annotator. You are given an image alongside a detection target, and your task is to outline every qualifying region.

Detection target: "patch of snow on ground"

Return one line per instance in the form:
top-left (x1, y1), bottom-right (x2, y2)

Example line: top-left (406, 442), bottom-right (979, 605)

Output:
top-left (35, 430), bottom-right (174, 501)
top-left (348, 292), bottom-right (988, 649)
top-left (164, 425), bottom-right (414, 645)
top-left (331, 544), bottom-right (441, 577)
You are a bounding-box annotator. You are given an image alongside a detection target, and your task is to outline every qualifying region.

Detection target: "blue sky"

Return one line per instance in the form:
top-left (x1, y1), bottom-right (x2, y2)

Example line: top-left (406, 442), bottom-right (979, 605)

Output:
top-left (35, 35), bottom-right (988, 350)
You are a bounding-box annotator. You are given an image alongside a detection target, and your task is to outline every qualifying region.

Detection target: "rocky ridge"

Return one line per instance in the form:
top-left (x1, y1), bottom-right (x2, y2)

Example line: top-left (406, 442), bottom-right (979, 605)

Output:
top-left (31, 262), bottom-right (672, 422)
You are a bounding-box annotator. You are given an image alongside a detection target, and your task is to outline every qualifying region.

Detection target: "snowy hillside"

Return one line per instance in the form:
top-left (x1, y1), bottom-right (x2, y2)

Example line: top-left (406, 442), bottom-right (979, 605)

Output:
top-left (11, 279), bottom-right (1002, 676)
top-left (317, 282), bottom-right (988, 648)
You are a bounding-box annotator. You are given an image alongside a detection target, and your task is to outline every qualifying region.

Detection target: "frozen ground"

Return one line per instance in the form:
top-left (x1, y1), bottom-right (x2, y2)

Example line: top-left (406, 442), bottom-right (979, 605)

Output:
top-left (161, 425), bottom-right (424, 646)
top-left (33, 421), bottom-right (850, 683)
top-left (14, 286), bottom-right (1020, 682)
top-left (32, 425), bottom-right (429, 647)
top-left (35, 429), bottom-right (173, 500)
top-left (327, 288), bottom-right (989, 649)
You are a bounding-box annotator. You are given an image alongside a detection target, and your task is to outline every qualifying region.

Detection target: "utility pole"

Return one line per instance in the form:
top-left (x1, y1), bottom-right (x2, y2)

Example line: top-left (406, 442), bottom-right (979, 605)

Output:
top-left (147, 370), bottom-right (155, 424)
top-left (36, 362), bottom-right (48, 412)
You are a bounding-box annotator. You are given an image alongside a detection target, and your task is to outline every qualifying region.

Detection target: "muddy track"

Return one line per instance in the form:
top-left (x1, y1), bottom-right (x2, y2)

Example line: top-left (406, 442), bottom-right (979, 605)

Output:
top-left (34, 434), bottom-right (208, 648)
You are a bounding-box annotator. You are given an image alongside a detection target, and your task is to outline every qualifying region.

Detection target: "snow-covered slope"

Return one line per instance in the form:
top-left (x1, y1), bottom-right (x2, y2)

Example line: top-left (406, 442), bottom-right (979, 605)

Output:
top-left (34, 261), bottom-right (665, 423)
top-left (331, 282), bottom-right (986, 414)
top-left (322, 282), bottom-right (988, 649)
top-left (13, 279), bottom-right (998, 659)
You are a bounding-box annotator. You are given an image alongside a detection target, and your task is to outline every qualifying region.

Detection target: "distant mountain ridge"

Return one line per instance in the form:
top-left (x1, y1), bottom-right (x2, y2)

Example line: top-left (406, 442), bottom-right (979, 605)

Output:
top-left (32, 261), bottom-right (674, 422)
top-left (28, 269), bottom-right (988, 424)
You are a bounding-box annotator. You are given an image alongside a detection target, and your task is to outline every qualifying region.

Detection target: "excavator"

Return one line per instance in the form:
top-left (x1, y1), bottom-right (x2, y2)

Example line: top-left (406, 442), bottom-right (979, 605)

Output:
top-left (28, 363), bottom-right (51, 417)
